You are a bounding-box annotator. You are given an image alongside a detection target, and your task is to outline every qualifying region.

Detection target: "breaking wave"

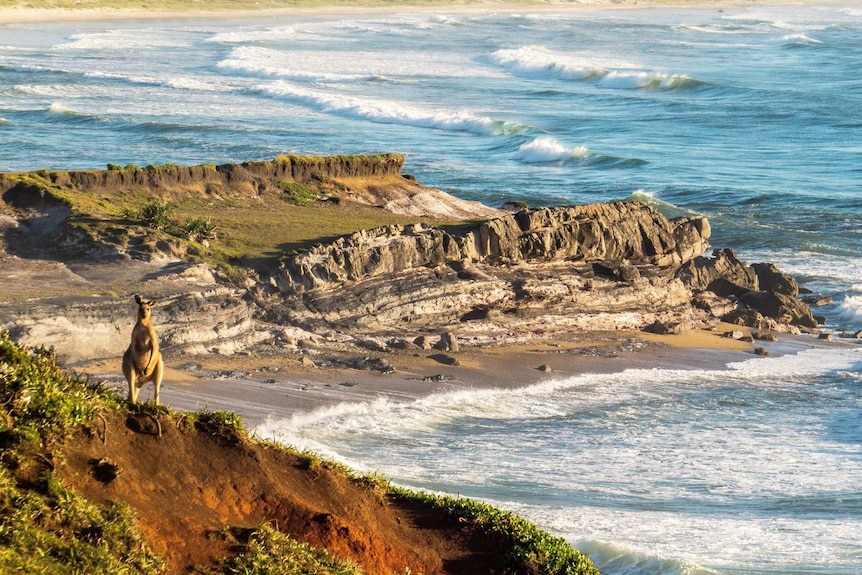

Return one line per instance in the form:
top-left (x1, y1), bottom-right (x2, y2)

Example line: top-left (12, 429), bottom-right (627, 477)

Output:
top-left (490, 45), bottom-right (704, 91)
top-left (261, 81), bottom-right (525, 136)
top-left (514, 137), bottom-right (646, 168)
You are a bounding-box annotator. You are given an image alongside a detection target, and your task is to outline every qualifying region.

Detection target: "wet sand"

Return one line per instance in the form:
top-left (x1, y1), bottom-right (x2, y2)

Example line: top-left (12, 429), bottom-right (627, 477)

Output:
top-left (78, 324), bottom-right (830, 429)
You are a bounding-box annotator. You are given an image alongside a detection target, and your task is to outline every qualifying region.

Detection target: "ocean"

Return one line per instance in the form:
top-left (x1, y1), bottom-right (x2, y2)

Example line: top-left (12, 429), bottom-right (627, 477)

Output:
top-left (1, 3), bottom-right (860, 573)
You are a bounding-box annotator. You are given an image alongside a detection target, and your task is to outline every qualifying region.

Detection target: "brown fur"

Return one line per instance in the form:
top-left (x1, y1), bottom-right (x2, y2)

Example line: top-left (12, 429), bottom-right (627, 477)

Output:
top-left (122, 295), bottom-right (164, 404)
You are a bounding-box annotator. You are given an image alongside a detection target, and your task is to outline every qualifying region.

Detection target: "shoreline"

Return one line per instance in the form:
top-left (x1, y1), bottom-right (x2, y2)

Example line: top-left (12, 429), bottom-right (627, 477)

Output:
top-left (78, 324), bottom-right (833, 429)
top-left (0, 0), bottom-right (851, 25)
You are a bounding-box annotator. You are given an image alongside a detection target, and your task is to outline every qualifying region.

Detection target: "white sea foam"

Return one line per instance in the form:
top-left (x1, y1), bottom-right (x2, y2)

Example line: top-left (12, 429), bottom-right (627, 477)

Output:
top-left (839, 286), bottom-right (862, 323)
top-left (513, 137), bottom-right (591, 163)
top-left (47, 102), bottom-right (80, 115)
top-left (782, 33), bottom-right (824, 46)
top-left (207, 25), bottom-right (298, 44)
top-left (490, 45), bottom-right (609, 80)
top-left (14, 84), bottom-right (84, 98)
top-left (491, 46), bottom-right (701, 91)
top-left (256, 345), bottom-right (862, 573)
top-left (597, 70), bottom-right (701, 91)
top-left (739, 250), bottom-right (862, 286)
top-left (52, 29), bottom-right (188, 51)
top-left (261, 80), bottom-right (524, 136)
top-left (218, 46), bottom-right (369, 82)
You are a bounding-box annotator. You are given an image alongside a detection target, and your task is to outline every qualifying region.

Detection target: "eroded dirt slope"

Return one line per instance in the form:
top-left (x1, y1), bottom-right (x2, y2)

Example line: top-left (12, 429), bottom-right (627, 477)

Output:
top-left (58, 411), bottom-right (507, 575)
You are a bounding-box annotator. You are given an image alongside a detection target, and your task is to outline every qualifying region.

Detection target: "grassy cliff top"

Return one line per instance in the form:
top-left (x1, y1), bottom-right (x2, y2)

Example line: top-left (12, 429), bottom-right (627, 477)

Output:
top-left (0, 331), bottom-right (600, 574)
top-left (0, 155), bottom-right (470, 278)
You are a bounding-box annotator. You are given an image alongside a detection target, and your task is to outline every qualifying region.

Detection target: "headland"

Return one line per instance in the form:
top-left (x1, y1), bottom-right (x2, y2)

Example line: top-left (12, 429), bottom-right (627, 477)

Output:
top-left (0, 154), bottom-right (840, 428)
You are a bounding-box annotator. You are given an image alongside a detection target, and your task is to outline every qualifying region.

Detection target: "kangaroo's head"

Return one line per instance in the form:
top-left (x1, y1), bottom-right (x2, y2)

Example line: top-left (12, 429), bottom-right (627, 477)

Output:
top-left (134, 295), bottom-right (160, 321)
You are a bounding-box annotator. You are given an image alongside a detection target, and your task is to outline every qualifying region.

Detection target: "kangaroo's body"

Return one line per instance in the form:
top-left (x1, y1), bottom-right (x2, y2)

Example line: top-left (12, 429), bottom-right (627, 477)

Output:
top-left (122, 295), bottom-right (164, 404)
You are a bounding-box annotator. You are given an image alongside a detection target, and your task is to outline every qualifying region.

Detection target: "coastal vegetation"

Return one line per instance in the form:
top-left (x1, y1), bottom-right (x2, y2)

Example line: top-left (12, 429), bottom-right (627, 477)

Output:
top-left (0, 332), bottom-right (600, 574)
top-left (0, 156), bottom-right (451, 276)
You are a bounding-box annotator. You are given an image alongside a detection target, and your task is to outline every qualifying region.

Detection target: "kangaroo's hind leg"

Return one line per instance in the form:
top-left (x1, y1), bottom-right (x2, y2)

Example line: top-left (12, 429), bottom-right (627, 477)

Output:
top-left (152, 358), bottom-right (164, 406)
top-left (125, 367), bottom-right (140, 404)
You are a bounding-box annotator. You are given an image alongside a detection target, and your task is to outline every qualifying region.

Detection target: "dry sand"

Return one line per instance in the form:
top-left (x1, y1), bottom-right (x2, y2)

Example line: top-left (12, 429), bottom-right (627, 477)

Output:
top-left (0, 0), bottom-right (847, 26)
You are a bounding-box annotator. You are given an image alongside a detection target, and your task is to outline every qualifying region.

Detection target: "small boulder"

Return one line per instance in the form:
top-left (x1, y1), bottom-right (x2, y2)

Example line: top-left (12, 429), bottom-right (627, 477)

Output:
top-left (752, 332), bottom-right (779, 342)
top-left (436, 332), bottom-right (460, 352)
top-left (537, 364), bottom-right (553, 373)
top-left (644, 320), bottom-right (683, 335)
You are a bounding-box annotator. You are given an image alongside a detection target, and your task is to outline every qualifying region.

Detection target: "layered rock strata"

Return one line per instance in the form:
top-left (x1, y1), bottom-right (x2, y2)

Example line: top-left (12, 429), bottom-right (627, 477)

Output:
top-left (273, 202), bottom-right (711, 294)
top-left (0, 157), bottom-right (821, 366)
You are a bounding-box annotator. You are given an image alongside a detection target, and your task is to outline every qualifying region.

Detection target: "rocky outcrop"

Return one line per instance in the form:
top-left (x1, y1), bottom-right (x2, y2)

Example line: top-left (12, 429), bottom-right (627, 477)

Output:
top-left (274, 202), bottom-right (711, 295)
top-left (677, 248), bottom-right (817, 329)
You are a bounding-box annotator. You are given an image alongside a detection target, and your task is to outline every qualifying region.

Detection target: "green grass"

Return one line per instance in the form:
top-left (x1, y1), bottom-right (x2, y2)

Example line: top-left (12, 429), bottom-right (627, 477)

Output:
top-left (0, 156), bottom-right (456, 275)
top-left (389, 486), bottom-right (600, 575)
top-left (205, 523), bottom-right (364, 575)
top-left (0, 332), bottom-right (163, 574)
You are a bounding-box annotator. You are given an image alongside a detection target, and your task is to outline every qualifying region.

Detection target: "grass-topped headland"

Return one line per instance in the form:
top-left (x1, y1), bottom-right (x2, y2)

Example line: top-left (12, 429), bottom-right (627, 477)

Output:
top-left (0, 154), bottom-right (471, 278)
top-left (0, 331), bottom-right (600, 574)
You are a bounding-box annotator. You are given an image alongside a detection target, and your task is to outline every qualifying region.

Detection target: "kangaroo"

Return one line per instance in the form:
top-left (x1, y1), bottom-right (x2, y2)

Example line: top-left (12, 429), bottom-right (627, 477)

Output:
top-left (122, 295), bottom-right (164, 405)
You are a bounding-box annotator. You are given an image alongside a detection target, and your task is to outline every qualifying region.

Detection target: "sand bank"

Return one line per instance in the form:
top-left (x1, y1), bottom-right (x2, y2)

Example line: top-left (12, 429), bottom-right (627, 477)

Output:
top-left (0, 0), bottom-right (847, 25)
top-left (79, 324), bottom-right (832, 429)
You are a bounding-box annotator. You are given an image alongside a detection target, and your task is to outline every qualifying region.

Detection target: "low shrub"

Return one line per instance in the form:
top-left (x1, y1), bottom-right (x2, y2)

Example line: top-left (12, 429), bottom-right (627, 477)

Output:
top-left (184, 216), bottom-right (217, 242)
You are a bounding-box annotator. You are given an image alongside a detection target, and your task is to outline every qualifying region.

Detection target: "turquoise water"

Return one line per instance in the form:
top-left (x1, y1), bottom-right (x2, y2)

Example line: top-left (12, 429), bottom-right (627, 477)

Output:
top-left (2, 4), bottom-right (861, 573)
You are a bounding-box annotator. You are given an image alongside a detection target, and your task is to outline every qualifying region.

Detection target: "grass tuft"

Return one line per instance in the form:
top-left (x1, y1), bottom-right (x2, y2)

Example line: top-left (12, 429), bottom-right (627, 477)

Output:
top-left (206, 522), bottom-right (363, 575)
top-left (389, 487), bottom-right (600, 575)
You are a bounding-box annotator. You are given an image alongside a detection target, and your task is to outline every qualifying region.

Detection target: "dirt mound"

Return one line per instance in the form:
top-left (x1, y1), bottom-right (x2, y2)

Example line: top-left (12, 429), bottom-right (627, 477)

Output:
top-left (58, 410), bottom-right (506, 575)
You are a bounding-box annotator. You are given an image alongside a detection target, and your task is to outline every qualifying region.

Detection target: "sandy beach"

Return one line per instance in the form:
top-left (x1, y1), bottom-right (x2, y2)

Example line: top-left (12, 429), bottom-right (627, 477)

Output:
top-left (75, 322), bottom-right (830, 429)
top-left (0, 0), bottom-right (845, 26)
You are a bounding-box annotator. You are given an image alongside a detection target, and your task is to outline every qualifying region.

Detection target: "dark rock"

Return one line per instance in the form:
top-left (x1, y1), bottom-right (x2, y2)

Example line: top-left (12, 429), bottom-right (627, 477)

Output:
top-left (644, 320), bottom-right (683, 335)
top-left (388, 338), bottom-right (418, 350)
top-left (428, 354), bottom-right (460, 366)
top-left (818, 333), bottom-right (834, 341)
top-left (436, 332), bottom-right (460, 352)
top-left (422, 374), bottom-right (454, 382)
top-left (752, 332), bottom-right (779, 342)
top-left (738, 291), bottom-right (818, 329)
top-left (678, 248), bottom-right (757, 293)
top-left (276, 202), bottom-right (710, 294)
top-left (752, 262), bottom-right (799, 297)
top-left (754, 347), bottom-right (771, 356)
top-left (723, 330), bottom-right (745, 340)
top-left (537, 364), bottom-right (553, 372)
top-left (801, 294), bottom-right (833, 306)
top-left (460, 307), bottom-right (490, 322)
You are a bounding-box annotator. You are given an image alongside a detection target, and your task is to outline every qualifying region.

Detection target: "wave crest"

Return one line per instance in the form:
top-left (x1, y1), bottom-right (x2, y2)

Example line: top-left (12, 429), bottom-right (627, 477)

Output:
top-left (490, 45), bottom-right (703, 91)
top-left (514, 137), bottom-right (646, 168)
top-left (262, 81), bottom-right (525, 136)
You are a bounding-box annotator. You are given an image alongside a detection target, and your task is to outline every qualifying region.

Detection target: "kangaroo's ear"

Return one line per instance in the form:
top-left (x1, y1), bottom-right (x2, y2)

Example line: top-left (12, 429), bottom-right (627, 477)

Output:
top-left (134, 294), bottom-right (143, 304)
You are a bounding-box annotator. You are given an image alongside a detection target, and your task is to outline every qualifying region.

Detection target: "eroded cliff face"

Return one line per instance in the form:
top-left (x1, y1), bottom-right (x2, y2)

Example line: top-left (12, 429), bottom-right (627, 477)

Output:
top-left (0, 155), bottom-right (406, 198)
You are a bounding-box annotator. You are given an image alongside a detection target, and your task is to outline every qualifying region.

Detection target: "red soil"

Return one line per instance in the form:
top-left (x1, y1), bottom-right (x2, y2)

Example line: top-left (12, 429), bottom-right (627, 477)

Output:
top-left (58, 411), bottom-right (508, 575)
